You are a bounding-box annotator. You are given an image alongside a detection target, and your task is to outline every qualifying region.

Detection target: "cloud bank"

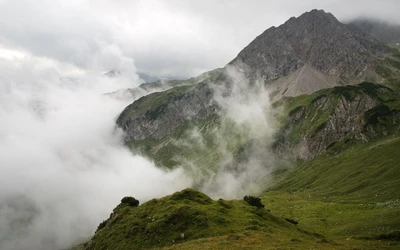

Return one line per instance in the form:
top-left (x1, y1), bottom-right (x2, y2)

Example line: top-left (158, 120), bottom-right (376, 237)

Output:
top-left (0, 47), bottom-right (191, 250)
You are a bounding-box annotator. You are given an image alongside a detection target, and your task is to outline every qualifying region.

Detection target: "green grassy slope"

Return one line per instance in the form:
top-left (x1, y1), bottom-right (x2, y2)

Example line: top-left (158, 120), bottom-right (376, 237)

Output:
top-left (81, 187), bottom-right (400, 250)
top-left (83, 189), bottom-right (325, 250)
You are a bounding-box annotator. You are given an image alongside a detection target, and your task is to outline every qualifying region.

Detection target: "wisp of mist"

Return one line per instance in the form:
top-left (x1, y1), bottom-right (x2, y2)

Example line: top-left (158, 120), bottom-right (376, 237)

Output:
top-left (170, 65), bottom-right (281, 199)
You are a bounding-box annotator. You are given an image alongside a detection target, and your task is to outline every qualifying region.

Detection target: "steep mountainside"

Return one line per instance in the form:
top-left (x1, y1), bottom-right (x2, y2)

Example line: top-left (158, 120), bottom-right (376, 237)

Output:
top-left (116, 83), bottom-right (218, 141)
top-left (274, 81), bottom-right (400, 160)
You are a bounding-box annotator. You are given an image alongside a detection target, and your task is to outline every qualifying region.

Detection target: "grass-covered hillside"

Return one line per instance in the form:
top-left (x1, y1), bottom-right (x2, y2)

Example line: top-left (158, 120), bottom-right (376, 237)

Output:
top-left (266, 135), bottom-right (400, 238)
top-left (79, 180), bottom-right (400, 250)
top-left (81, 189), bottom-right (325, 250)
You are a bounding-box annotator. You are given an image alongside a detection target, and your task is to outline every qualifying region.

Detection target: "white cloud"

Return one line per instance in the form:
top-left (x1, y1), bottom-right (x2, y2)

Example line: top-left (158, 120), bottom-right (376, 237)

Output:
top-left (0, 50), bottom-right (191, 250)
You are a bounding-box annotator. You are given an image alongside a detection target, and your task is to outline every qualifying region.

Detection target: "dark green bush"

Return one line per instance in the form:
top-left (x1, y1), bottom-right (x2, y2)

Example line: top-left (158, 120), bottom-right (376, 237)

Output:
top-left (121, 196), bottom-right (140, 207)
top-left (243, 196), bottom-right (264, 208)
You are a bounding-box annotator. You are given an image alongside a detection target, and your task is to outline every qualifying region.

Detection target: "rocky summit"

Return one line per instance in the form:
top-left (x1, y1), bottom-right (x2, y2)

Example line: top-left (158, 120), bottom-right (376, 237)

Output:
top-left (229, 9), bottom-right (388, 98)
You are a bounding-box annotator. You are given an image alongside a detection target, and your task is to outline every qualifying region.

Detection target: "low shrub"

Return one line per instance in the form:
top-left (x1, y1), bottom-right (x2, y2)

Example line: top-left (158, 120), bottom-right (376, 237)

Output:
top-left (121, 196), bottom-right (140, 207)
top-left (243, 196), bottom-right (264, 208)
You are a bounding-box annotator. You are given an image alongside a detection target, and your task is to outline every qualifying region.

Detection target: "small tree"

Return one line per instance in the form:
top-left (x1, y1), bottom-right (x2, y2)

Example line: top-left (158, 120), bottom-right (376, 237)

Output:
top-left (121, 196), bottom-right (140, 207)
top-left (244, 195), bottom-right (264, 208)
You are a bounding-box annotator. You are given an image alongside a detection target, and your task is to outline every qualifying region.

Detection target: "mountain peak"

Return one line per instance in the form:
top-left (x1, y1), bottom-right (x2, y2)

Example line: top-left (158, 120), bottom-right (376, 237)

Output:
top-left (228, 9), bottom-right (388, 97)
top-left (283, 9), bottom-right (338, 26)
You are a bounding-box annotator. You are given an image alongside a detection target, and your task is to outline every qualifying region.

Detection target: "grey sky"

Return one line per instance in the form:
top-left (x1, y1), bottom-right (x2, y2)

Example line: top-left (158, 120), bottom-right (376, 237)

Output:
top-left (0, 0), bottom-right (399, 78)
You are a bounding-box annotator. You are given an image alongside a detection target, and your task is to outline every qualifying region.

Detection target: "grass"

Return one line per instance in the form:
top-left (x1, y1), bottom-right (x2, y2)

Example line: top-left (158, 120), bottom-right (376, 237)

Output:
top-left (271, 135), bottom-right (400, 202)
top-left (265, 135), bottom-right (400, 242)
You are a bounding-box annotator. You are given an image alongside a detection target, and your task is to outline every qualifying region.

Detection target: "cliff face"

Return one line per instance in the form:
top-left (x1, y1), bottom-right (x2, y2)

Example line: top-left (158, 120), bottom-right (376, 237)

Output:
top-left (229, 9), bottom-right (388, 82)
top-left (274, 83), bottom-right (400, 160)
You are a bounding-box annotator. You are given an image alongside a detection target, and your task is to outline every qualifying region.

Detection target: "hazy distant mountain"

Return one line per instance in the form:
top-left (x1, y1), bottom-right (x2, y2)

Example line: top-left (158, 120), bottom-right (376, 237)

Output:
top-left (348, 18), bottom-right (400, 45)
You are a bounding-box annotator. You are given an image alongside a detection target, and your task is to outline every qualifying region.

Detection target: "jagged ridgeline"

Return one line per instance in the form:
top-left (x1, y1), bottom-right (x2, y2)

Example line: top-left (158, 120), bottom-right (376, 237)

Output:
top-left (81, 9), bottom-right (400, 250)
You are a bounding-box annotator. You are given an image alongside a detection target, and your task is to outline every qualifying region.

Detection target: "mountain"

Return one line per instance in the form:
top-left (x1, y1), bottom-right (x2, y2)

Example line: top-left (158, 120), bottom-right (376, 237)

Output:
top-left (116, 9), bottom-right (400, 165)
top-left (78, 9), bottom-right (400, 250)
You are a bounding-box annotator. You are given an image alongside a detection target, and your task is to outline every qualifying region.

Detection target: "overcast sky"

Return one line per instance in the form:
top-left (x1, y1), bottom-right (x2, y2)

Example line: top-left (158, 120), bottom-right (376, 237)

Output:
top-left (0, 0), bottom-right (399, 79)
